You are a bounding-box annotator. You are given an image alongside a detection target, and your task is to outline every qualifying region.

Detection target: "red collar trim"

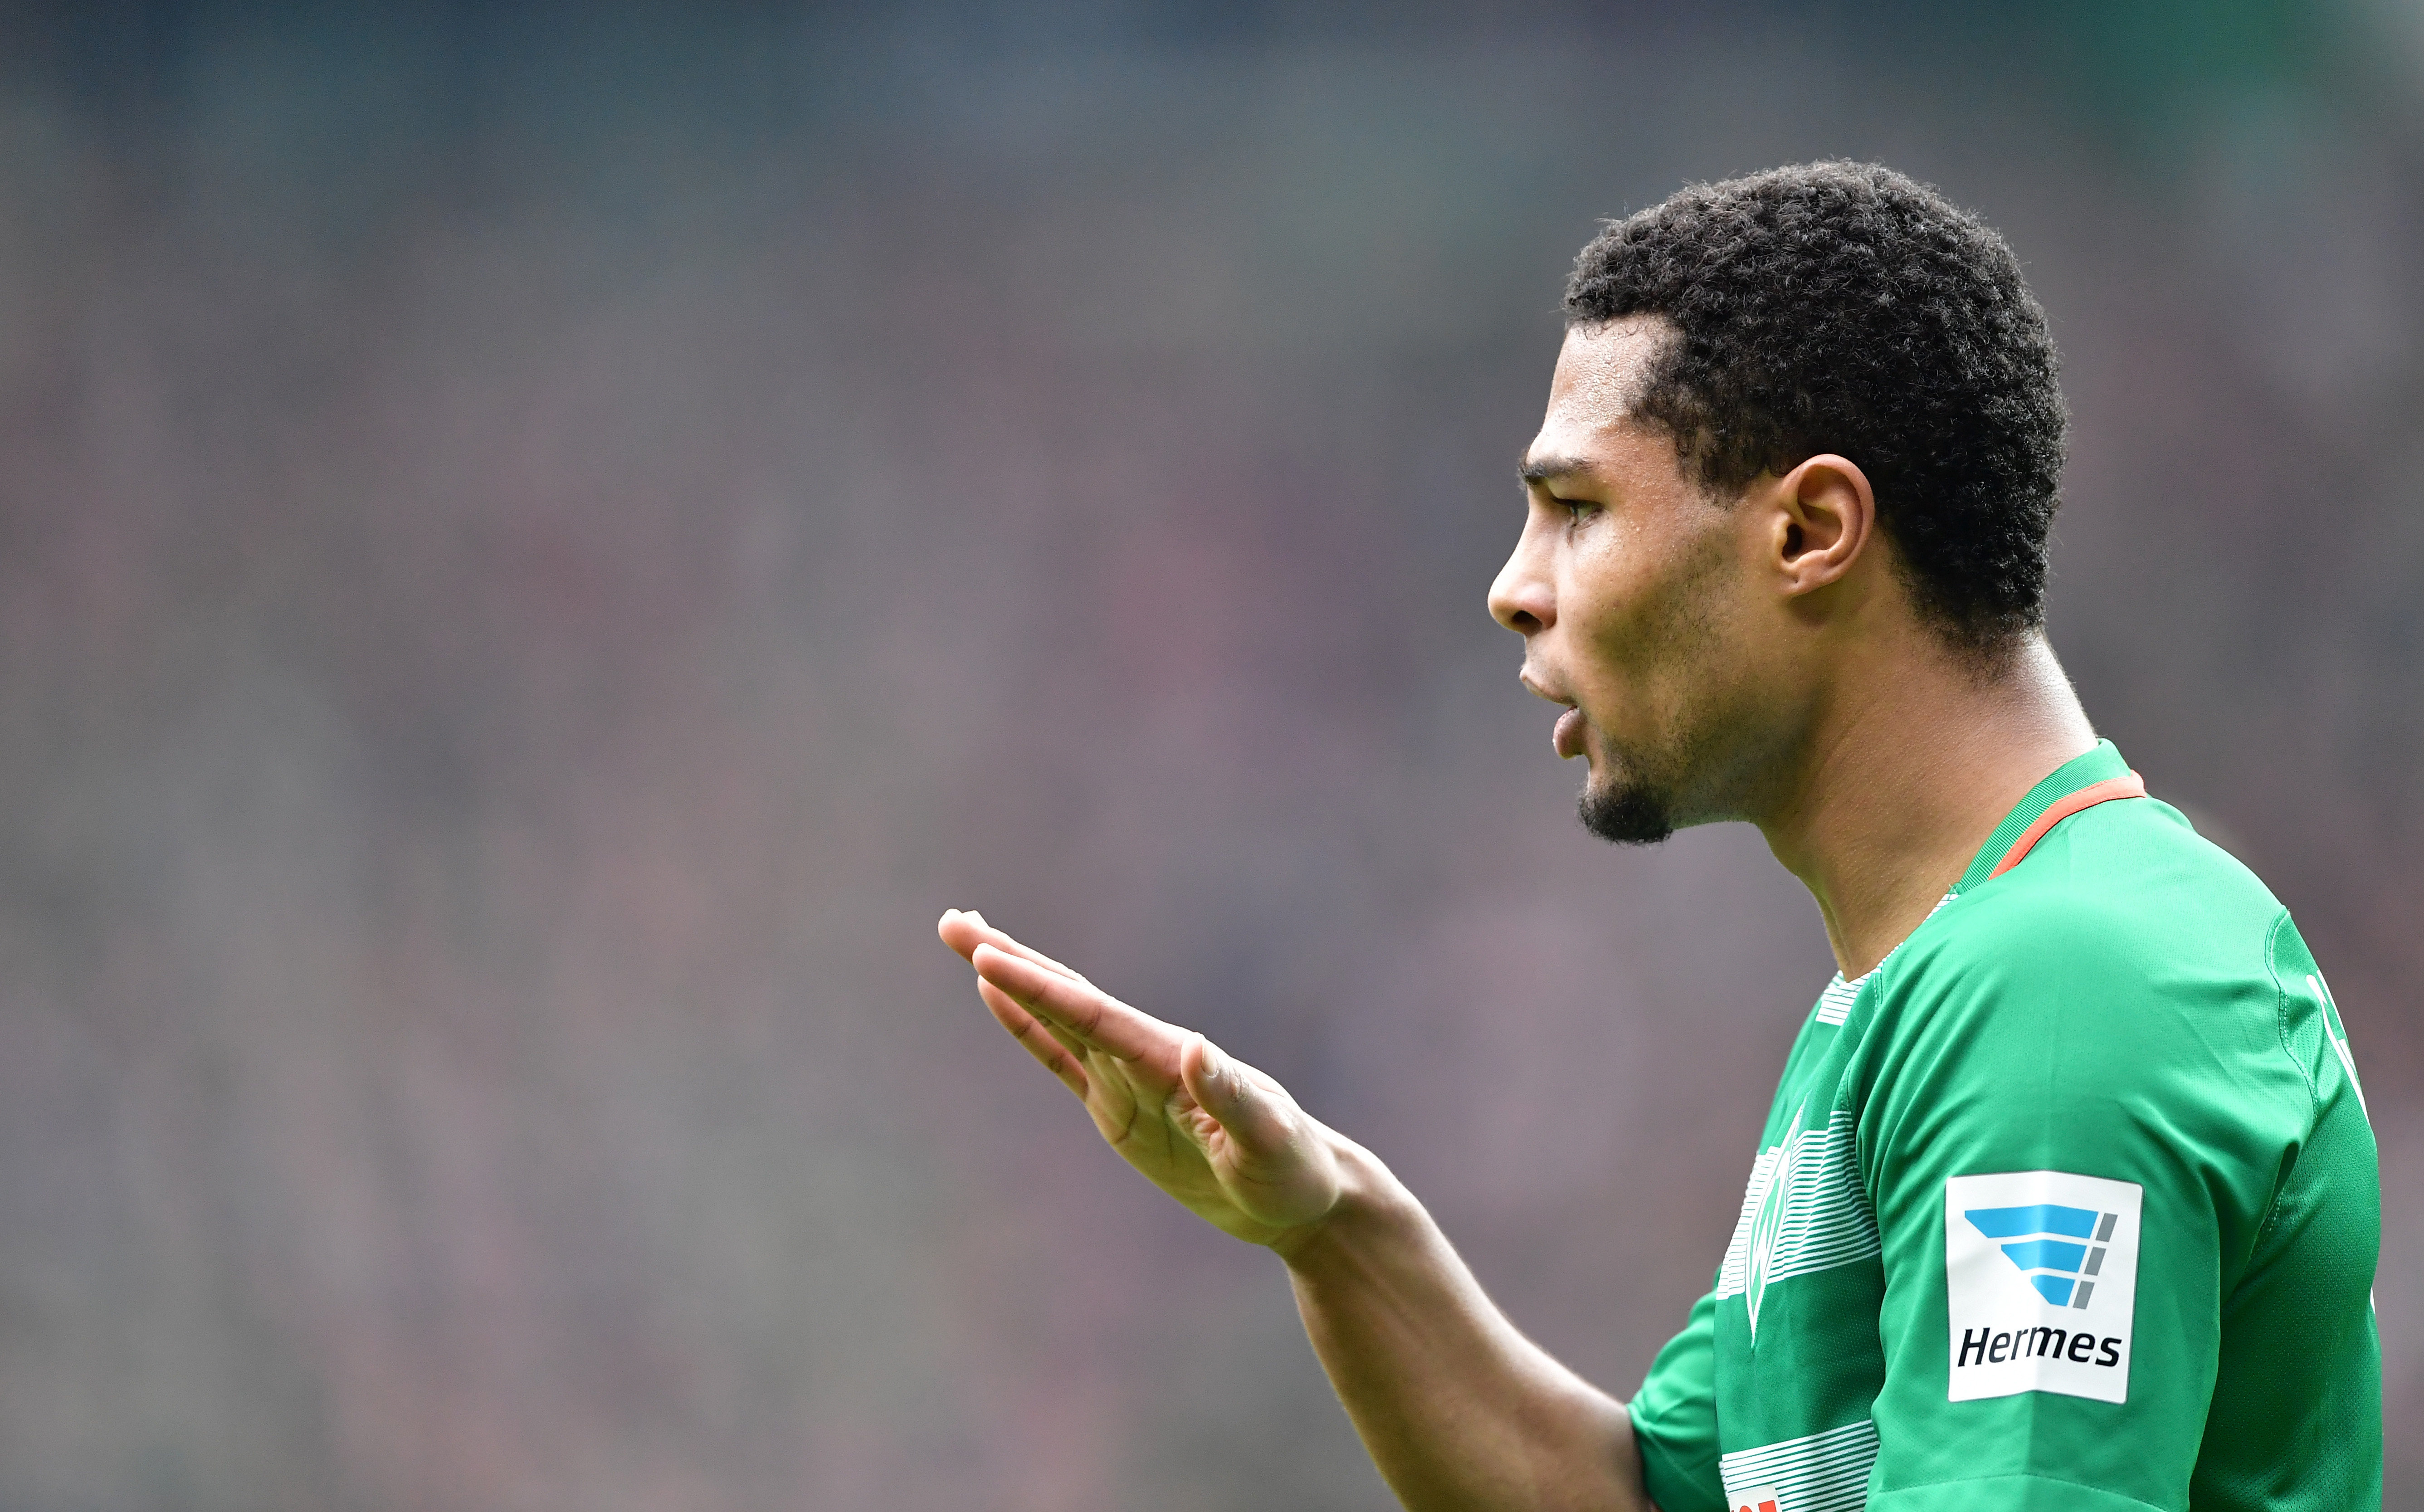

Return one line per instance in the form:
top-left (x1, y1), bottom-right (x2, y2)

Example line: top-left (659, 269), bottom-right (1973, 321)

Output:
top-left (1985, 772), bottom-right (2148, 880)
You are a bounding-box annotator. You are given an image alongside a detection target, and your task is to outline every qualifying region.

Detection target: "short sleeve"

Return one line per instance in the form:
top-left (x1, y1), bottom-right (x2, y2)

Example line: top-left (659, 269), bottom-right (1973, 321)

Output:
top-left (1851, 891), bottom-right (2311, 1511)
top-left (1629, 1289), bottom-right (1727, 1512)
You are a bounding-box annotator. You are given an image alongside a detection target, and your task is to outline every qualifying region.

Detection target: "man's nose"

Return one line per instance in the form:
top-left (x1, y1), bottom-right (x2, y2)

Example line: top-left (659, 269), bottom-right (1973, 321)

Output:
top-left (1488, 528), bottom-right (1555, 635)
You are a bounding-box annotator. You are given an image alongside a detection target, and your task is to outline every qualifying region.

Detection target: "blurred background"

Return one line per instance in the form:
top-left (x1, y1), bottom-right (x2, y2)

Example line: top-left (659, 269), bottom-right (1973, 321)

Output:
top-left (0, 1), bottom-right (2417, 1507)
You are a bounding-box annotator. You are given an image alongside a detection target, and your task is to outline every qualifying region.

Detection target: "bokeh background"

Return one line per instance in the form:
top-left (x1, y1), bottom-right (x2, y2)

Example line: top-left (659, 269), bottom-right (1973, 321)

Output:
top-left (0, 2), bottom-right (2418, 1507)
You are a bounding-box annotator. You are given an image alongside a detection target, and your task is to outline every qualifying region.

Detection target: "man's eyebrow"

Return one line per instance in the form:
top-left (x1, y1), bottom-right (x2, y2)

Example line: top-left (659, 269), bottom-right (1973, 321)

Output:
top-left (1517, 453), bottom-right (1597, 485)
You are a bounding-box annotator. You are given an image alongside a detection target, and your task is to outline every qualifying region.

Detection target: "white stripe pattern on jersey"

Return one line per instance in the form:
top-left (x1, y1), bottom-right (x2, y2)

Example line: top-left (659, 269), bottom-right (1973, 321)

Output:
top-left (1716, 1111), bottom-right (1879, 1300)
top-left (1812, 974), bottom-right (1863, 1026)
top-left (1814, 891), bottom-right (1955, 1025)
top-left (1719, 1418), bottom-right (1880, 1512)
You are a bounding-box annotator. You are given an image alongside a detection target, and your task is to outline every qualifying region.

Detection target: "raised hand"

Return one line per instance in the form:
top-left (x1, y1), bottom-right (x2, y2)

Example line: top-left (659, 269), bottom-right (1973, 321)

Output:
top-left (937, 908), bottom-right (1345, 1247)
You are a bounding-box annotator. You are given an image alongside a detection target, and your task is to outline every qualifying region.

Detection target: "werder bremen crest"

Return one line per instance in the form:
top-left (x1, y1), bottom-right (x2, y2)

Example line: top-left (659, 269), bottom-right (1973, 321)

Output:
top-left (1742, 1106), bottom-right (1802, 1341)
top-left (1716, 1102), bottom-right (1880, 1337)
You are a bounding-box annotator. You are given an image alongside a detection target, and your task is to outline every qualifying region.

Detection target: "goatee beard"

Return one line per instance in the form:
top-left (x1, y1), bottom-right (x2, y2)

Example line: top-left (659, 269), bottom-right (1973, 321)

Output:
top-left (1578, 778), bottom-right (1676, 845)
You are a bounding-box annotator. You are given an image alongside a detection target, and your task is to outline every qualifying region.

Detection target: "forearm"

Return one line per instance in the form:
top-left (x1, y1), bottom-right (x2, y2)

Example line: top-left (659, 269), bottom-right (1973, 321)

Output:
top-left (1276, 1138), bottom-right (1652, 1512)
top-left (937, 913), bottom-right (1647, 1505)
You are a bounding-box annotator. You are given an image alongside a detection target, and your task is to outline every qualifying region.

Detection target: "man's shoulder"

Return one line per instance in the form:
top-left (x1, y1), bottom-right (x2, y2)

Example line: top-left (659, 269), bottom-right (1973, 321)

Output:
top-left (1851, 793), bottom-right (2326, 1168)
top-left (1910, 793), bottom-right (2286, 984)
top-left (1861, 794), bottom-right (2307, 1096)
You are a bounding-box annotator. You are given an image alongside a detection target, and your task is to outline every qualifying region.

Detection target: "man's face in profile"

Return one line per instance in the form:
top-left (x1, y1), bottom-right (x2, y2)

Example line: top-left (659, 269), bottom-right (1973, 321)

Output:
top-left (1491, 318), bottom-right (1777, 844)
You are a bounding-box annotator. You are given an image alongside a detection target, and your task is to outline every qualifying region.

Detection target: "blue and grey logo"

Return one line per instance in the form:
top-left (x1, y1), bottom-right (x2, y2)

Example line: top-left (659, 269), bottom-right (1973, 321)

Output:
top-left (1964, 1204), bottom-right (2120, 1308)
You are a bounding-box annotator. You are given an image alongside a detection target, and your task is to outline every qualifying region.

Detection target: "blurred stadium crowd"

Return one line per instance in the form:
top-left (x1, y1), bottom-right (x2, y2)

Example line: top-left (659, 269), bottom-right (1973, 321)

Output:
top-left (0, 4), bottom-right (2416, 1508)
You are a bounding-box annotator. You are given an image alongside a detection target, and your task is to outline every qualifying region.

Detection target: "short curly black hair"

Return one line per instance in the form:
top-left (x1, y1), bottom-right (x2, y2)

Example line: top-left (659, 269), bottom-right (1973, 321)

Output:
top-left (1565, 161), bottom-right (2065, 652)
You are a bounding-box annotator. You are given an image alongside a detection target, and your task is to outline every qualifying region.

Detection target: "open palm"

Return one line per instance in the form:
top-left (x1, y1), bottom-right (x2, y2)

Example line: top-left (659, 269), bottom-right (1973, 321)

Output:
top-left (937, 909), bottom-right (1342, 1246)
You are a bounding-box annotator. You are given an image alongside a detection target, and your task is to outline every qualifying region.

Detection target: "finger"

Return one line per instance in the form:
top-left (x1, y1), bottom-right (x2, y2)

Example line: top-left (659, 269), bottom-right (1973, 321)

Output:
top-left (936, 907), bottom-right (999, 961)
top-left (937, 908), bottom-right (1005, 963)
top-left (1181, 1034), bottom-right (1299, 1157)
top-left (975, 975), bottom-right (1089, 1062)
top-left (972, 943), bottom-right (1176, 1066)
top-left (975, 979), bottom-right (1090, 1098)
top-left (937, 910), bottom-right (1092, 984)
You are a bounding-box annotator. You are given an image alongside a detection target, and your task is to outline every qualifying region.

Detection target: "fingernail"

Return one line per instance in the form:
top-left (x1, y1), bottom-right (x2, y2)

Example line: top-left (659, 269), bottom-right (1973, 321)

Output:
top-left (1200, 1038), bottom-right (1229, 1083)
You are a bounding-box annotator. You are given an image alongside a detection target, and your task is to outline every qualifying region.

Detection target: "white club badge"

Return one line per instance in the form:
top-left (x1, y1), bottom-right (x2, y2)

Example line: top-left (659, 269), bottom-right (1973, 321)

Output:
top-left (1743, 1107), bottom-right (1802, 1341)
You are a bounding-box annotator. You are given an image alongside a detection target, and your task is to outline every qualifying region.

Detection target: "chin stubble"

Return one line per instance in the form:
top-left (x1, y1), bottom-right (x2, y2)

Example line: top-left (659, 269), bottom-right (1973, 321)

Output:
top-left (1578, 776), bottom-right (1676, 846)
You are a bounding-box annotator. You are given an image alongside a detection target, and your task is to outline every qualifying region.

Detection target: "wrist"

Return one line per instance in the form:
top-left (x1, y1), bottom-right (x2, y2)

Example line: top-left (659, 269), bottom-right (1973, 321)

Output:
top-left (1268, 1133), bottom-right (1410, 1267)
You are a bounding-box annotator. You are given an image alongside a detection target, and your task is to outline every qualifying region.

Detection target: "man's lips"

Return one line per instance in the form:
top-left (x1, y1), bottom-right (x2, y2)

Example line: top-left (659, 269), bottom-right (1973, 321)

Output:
top-left (1519, 670), bottom-right (1587, 761)
top-left (1552, 707), bottom-right (1587, 761)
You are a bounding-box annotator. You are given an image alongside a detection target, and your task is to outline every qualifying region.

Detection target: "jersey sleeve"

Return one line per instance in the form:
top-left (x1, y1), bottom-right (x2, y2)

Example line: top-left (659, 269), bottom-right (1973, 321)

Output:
top-left (1849, 889), bottom-right (2315, 1511)
top-left (1628, 1289), bottom-right (1728, 1512)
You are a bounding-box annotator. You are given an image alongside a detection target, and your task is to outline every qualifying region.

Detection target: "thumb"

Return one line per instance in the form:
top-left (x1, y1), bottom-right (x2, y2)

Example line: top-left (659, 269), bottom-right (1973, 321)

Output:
top-left (1183, 1034), bottom-right (1296, 1156)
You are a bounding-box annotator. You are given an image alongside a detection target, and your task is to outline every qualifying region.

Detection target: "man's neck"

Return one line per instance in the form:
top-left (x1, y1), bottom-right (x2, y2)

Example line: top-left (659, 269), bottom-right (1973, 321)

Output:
top-left (1757, 634), bottom-right (2097, 979)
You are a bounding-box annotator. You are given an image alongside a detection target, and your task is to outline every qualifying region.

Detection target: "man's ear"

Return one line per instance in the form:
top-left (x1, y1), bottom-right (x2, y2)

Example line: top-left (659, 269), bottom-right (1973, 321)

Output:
top-left (1770, 452), bottom-right (1876, 598)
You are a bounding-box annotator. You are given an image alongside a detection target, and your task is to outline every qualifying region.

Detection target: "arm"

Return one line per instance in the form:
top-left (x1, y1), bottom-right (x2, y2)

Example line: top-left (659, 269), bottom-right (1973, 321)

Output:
top-left (1852, 894), bottom-right (2350, 1509)
top-left (938, 909), bottom-right (1653, 1512)
top-left (1278, 1145), bottom-right (1650, 1511)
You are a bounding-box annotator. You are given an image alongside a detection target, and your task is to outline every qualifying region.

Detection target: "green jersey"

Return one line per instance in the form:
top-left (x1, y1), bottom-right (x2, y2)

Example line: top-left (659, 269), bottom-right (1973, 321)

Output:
top-left (1629, 742), bottom-right (2380, 1512)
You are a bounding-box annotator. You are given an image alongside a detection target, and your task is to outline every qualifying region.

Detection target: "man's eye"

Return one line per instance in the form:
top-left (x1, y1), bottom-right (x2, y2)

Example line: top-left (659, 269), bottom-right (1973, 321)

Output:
top-left (1558, 497), bottom-right (1597, 522)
